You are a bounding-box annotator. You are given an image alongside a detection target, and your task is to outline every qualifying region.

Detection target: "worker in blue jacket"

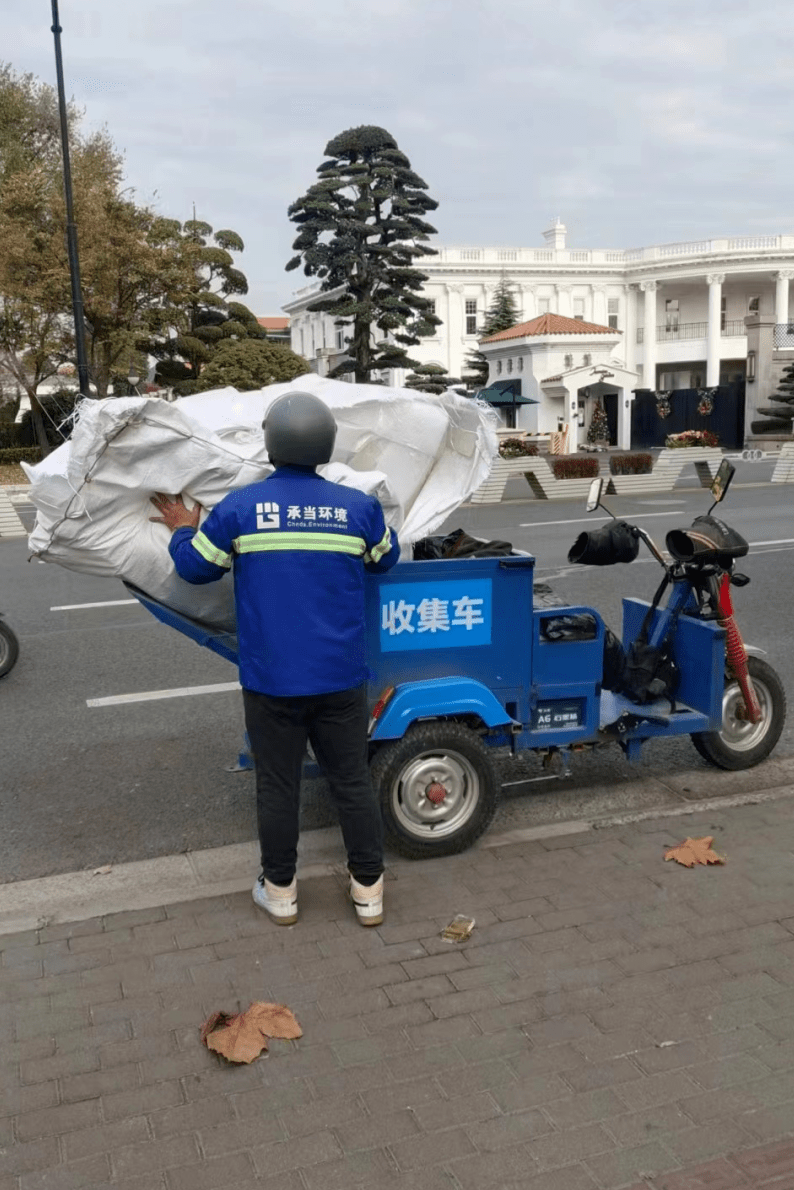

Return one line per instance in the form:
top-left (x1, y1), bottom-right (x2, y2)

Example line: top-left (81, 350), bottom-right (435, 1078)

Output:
top-left (150, 391), bottom-right (400, 927)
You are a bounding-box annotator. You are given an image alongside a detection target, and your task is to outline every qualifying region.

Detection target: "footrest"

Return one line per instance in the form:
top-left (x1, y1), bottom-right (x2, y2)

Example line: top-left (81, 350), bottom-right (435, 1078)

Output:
top-left (599, 690), bottom-right (671, 728)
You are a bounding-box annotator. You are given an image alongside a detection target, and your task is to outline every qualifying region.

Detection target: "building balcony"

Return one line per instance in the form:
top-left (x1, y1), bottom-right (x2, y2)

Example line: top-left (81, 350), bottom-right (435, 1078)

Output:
top-left (773, 323), bottom-right (794, 349)
top-left (636, 320), bottom-right (747, 344)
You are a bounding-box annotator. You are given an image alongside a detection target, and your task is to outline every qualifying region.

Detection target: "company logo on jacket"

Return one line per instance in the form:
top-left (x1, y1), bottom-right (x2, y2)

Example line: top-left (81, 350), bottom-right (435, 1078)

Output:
top-left (255, 502), bottom-right (280, 530)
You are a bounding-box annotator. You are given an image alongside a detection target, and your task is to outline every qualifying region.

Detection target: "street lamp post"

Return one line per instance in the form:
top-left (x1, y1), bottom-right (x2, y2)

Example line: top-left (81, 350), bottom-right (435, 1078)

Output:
top-left (50, 0), bottom-right (91, 398)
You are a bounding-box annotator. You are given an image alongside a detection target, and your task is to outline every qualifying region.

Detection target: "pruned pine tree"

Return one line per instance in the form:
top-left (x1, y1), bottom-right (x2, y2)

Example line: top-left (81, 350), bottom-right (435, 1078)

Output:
top-left (144, 221), bottom-right (265, 395)
top-left (752, 359), bottom-right (794, 434)
top-left (404, 364), bottom-right (462, 396)
top-left (286, 126), bottom-right (440, 382)
top-left (193, 340), bottom-right (311, 393)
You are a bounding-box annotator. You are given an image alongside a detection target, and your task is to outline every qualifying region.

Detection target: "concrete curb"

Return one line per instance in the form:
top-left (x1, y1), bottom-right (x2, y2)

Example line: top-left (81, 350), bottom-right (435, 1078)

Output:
top-left (2, 783), bottom-right (793, 936)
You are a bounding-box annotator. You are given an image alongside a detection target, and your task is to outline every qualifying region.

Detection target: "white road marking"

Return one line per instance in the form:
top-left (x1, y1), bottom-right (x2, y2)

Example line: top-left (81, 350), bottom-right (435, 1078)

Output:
top-left (87, 681), bottom-right (240, 708)
top-left (51, 599), bottom-right (138, 611)
top-left (519, 511), bottom-right (695, 528)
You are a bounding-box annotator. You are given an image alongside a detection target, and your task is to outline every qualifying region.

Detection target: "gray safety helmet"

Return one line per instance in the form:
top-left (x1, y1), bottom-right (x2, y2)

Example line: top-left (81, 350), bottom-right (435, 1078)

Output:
top-left (263, 391), bottom-right (337, 466)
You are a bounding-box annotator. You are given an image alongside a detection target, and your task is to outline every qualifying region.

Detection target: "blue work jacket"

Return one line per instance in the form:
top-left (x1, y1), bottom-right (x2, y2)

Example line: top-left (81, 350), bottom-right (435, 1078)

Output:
top-left (168, 465), bottom-right (399, 697)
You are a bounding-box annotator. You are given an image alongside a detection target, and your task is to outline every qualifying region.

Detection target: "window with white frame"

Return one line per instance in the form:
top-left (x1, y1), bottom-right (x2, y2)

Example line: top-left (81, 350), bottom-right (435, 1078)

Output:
top-left (583, 354), bottom-right (592, 366)
top-left (721, 296), bottom-right (727, 332)
top-left (607, 297), bottom-right (619, 329)
top-left (335, 327), bottom-right (345, 351)
top-left (465, 299), bottom-right (477, 335)
top-left (564, 354), bottom-right (573, 368)
top-left (665, 299), bottom-right (679, 331)
top-left (496, 360), bottom-right (502, 375)
top-left (507, 358), bottom-right (513, 373)
top-left (573, 298), bottom-right (585, 321)
top-left (748, 296), bottom-right (760, 313)
top-left (517, 357), bottom-right (523, 372)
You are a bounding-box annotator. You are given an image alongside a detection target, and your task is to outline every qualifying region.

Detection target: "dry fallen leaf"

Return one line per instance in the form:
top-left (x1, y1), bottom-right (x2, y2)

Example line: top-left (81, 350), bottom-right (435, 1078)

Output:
top-left (664, 836), bottom-right (725, 868)
top-left (200, 1001), bottom-right (302, 1064)
top-left (93, 864), bottom-right (112, 876)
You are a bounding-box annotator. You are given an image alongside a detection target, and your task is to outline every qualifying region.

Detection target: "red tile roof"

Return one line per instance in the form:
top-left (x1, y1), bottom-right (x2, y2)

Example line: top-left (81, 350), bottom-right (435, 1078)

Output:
top-left (482, 313), bottom-right (618, 342)
top-left (257, 316), bottom-right (289, 330)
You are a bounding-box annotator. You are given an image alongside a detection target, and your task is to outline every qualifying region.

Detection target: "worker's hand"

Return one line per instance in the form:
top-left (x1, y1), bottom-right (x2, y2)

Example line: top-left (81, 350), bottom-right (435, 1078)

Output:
top-left (149, 492), bottom-right (201, 533)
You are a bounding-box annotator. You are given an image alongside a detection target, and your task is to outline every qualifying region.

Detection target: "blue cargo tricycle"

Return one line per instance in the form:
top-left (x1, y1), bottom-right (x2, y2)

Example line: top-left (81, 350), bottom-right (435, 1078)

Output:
top-left (130, 461), bottom-right (786, 859)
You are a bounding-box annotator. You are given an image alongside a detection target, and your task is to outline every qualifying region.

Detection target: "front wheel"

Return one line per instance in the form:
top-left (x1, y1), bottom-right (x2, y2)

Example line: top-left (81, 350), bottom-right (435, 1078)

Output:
top-left (0, 619), bottom-right (19, 678)
top-left (370, 720), bottom-right (499, 859)
top-left (691, 656), bottom-right (787, 770)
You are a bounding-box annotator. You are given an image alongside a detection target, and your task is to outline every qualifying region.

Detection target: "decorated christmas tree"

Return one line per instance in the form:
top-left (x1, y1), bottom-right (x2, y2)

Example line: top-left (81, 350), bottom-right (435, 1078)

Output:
top-left (752, 360), bottom-right (794, 434)
top-left (587, 402), bottom-right (609, 444)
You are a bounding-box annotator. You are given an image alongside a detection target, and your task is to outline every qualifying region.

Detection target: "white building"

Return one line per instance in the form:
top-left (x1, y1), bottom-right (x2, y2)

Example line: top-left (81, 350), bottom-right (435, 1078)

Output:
top-left (284, 219), bottom-right (794, 444)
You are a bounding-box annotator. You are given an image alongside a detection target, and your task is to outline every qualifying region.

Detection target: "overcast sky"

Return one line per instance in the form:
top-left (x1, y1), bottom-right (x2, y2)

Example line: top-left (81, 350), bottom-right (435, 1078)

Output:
top-left (8, 0), bottom-right (794, 315)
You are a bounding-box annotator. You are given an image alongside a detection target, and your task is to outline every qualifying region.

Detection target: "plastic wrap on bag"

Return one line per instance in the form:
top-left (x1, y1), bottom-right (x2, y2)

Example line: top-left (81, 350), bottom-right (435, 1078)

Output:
top-left (24, 375), bottom-right (498, 633)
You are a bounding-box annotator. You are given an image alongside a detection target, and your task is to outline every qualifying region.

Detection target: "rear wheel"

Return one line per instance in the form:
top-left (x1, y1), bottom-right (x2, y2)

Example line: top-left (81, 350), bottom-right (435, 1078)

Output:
top-left (0, 620), bottom-right (19, 678)
top-left (370, 721), bottom-right (499, 859)
top-left (691, 656), bottom-right (786, 770)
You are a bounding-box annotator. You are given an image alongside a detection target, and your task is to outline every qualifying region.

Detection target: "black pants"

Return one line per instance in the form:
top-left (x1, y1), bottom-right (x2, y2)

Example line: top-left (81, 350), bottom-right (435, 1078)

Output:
top-left (242, 683), bottom-right (384, 886)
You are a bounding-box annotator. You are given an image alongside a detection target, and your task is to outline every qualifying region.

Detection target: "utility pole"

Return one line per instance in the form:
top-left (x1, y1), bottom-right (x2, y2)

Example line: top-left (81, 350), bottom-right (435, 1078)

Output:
top-left (50, 0), bottom-right (91, 398)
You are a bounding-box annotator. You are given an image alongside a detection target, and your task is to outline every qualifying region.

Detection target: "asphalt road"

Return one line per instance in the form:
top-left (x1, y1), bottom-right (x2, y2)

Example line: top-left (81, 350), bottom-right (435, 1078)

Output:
top-left (2, 464), bottom-right (792, 883)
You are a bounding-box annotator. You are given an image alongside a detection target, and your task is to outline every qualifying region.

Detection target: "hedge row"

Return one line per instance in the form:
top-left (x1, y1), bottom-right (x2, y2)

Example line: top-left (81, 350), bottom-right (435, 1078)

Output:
top-left (551, 457), bottom-right (600, 479)
top-left (0, 447), bottom-right (42, 465)
top-left (609, 452), bottom-right (653, 475)
top-left (0, 423), bottom-right (24, 449)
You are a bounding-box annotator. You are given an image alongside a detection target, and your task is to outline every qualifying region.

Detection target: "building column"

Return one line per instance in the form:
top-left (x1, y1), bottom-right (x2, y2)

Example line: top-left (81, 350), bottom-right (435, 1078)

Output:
top-left (706, 273), bottom-right (725, 387)
top-left (565, 386), bottom-right (579, 452)
top-left (617, 387), bottom-right (632, 450)
top-left (624, 285), bottom-right (637, 373)
top-left (445, 283), bottom-right (464, 378)
top-left (592, 285), bottom-right (607, 326)
top-left (640, 280), bottom-right (658, 389)
top-left (775, 270), bottom-right (793, 326)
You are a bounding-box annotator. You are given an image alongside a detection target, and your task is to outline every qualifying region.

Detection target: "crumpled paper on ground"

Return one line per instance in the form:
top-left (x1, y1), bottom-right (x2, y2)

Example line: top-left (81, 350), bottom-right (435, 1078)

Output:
top-left (24, 375), bottom-right (499, 633)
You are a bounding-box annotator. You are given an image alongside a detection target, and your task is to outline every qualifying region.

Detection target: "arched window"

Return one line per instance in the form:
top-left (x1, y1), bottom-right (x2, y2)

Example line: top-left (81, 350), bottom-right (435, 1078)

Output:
top-left (496, 360), bottom-right (502, 375)
top-left (517, 357), bottom-right (524, 372)
top-left (507, 358), bottom-right (513, 374)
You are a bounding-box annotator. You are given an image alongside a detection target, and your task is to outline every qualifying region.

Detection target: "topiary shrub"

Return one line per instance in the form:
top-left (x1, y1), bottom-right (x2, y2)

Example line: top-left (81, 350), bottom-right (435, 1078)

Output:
top-left (552, 457), bottom-right (600, 479)
top-left (610, 453), bottom-right (653, 476)
top-left (499, 437), bottom-right (539, 458)
top-left (0, 447), bottom-right (42, 465)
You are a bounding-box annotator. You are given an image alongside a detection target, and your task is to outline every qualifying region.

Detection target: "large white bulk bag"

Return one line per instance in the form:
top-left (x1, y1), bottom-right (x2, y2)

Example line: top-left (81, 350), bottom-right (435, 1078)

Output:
top-left (24, 375), bottom-right (498, 633)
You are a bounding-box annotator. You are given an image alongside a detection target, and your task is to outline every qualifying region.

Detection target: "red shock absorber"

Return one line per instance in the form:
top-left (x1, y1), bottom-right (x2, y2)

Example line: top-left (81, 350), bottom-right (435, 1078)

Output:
top-left (716, 573), bottom-right (762, 724)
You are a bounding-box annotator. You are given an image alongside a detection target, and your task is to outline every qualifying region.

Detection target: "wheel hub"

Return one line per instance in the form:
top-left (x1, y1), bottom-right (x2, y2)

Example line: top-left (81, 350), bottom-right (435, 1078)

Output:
top-left (392, 750), bottom-right (480, 840)
top-left (425, 781), bottom-right (448, 805)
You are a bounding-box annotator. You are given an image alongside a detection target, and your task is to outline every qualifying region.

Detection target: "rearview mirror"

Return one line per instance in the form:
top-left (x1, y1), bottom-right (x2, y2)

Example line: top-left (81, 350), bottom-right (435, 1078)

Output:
top-left (710, 459), bottom-right (735, 504)
top-left (586, 478), bottom-right (604, 513)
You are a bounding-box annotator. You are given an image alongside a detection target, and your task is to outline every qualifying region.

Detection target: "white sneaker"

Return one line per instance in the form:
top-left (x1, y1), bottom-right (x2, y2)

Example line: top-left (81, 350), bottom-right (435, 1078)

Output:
top-left (349, 874), bottom-right (384, 927)
top-left (252, 875), bottom-right (298, 925)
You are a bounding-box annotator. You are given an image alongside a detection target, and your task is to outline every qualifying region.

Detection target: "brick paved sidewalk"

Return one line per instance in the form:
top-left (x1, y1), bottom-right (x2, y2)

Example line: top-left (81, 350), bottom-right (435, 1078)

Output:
top-left (2, 798), bottom-right (794, 1190)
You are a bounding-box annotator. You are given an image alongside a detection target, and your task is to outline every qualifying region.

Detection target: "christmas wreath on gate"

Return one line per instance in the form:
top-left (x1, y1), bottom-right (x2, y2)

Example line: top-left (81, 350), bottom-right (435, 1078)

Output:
top-left (656, 391), bottom-right (672, 418)
top-left (697, 388), bottom-right (717, 416)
